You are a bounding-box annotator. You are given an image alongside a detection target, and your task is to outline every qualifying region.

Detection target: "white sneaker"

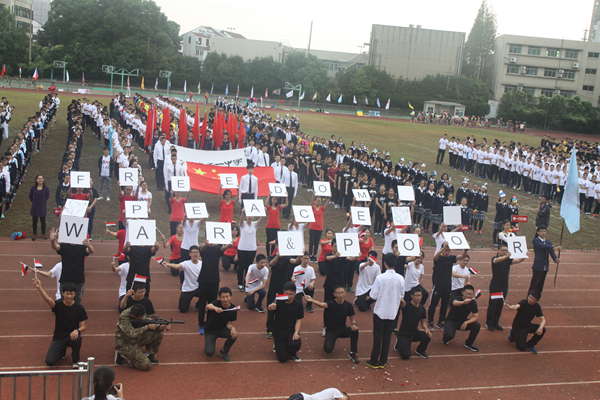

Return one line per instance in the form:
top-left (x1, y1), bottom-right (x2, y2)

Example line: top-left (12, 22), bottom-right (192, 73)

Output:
top-left (322, 327), bottom-right (326, 337)
top-left (97, 197), bottom-right (103, 201)
top-left (106, 197), bottom-right (110, 201)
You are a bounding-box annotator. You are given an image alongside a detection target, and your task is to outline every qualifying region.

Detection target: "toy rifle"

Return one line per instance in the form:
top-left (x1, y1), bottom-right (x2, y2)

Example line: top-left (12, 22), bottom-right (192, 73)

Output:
top-left (131, 315), bottom-right (185, 329)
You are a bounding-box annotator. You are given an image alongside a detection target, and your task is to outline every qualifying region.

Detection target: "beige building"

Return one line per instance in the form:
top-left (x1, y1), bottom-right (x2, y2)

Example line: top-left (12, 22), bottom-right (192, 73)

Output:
top-left (181, 26), bottom-right (246, 63)
top-left (0, 0), bottom-right (33, 37)
top-left (210, 36), bottom-right (288, 63)
top-left (486, 34), bottom-right (600, 106)
top-left (368, 24), bottom-right (465, 80)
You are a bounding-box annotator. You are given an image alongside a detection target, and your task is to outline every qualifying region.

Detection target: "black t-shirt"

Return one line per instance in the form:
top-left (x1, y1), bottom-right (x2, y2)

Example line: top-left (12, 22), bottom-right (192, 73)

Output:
top-left (274, 299), bottom-right (304, 333)
top-left (433, 255), bottom-right (457, 288)
top-left (512, 300), bottom-right (543, 330)
top-left (446, 299), bottom-right (478, 323)
top-left (205, 300), bottom-right (237, 333)
top-left (52, 300), bottom-right (88, 340)
top-left (324, 300), bottom-right (355, 330)
top-left (490, 256), bottom-right (513, 289)
top-left (376, 193), bottom-right (387, 210)
top-left (385, 196), bottom-right (397, 214)
top-left (269, 256), bottom-right (294, 291)
top-left (57, 244), bottom-right (88, 284)
top-left (324, 255), bottom-right (346, 288)
top-left (125, 246), bottom-right (154, 283)
top-left (199, 245), bottom-right (223, 283)
top-left (125, 296), bottom-right (155, 315)
top-left (383, 253), bottom-right (406, 276)
top-left (399, 301), bottom-right (426, 334)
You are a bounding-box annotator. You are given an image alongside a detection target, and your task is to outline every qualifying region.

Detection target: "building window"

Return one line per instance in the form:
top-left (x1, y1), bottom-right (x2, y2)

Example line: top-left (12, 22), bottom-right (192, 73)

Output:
top-left (199, 50), bottom-right (203, 56)
top-left (589, 52), bottom-right (600, 58)
top-left (504, 85), bottom-right (518, 93)
top-left (188, 37), bottom-right (191, 44)
top-left (526, 67), bottom-right (538, 76)
top-left (561, 91), bottom-right (573, 98)
top-left (528, 47), bottom-right (541, 56)
top-left (544, 69), bottom-right (557, 78)
top-left (583, 85), bottom-right (595, 91)
top-left (585, 68), bottom-right (597, 74)
top-left (196, 49), bottom-right (199, 55)
top-left (15, 21), bottom-right (31, 31)
top-left (541, 89), bottom-right (555, 97)
top-left (509, 44), bottom-right (522, 54)
top-left (565, 50), bottom-right (578, 59)
top-left (206, 39), bottom-right (209, 46)
top-left (507, 65), bottom-right (519, 74)
top-left (14, 6), bottom-right (31, 18)
top-left (564, 70), bottom-right (575, 79)
top-left (546, 48), bottom-right (560, 57)
top-left (523, 87), bottom-right (535, 95)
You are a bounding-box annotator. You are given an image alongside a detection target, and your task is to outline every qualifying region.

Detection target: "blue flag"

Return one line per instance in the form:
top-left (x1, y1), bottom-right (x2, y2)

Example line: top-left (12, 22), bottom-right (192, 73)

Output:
top-left (210, 82), bottom-right (214, 95)
top-left (376, 98), bottom-right (381, 108)
top-left (225, 84), bottom-right (229, 96)
top-left (560, 149), bottom-right (580, 233)
top-left (337, 94), bottom-right (343, 103)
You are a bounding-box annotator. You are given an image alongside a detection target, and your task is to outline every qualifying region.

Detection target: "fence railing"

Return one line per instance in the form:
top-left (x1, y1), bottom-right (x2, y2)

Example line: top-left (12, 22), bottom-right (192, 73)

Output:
top-left (0, 357), bottom-right (94, 400)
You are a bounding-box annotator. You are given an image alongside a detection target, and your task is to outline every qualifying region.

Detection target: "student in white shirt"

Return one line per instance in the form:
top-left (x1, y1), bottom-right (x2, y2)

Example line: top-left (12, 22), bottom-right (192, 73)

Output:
top-left (245, 254), bottom-right (269, 312)
top-left (436, 134), bottom-right (448, 165)
top-left (355, 251), bottom-right (381, 312)
top-left (237, 207), bottom-right (264, 291)
top-left (164, 246), bottom-right (203, 313)
top-left (451, 256), bottom-right (472, 297)
top-left (110, 260), bottom-right (129, 312)
top-left (34, 262), bottom-right (62, 301)
top-left (238, 163), bottom-right (259, 204)
top-left (404, 252), bottom-right (428, 305)
top-left (292, 253), bottom-right (316, 312)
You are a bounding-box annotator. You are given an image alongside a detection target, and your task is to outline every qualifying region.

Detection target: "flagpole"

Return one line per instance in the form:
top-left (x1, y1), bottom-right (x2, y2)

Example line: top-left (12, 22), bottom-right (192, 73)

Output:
top-left (553, 219), bottom-right (565, 287)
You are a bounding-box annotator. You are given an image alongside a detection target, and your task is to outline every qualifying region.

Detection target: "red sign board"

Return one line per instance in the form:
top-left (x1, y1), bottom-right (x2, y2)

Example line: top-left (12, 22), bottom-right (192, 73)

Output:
top-left (53, 208), bottom-right (62, 215)
top-left (458, 225), bottom-right (470, 231)
top-left (512, 215), bottom-right (528, 223)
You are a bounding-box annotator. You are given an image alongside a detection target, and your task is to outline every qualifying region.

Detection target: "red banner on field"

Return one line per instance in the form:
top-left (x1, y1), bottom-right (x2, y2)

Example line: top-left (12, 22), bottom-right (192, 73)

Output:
top-left (511, 215), bottom-right (528, 223)
top-left (186, 162), bottom-right (275, 196)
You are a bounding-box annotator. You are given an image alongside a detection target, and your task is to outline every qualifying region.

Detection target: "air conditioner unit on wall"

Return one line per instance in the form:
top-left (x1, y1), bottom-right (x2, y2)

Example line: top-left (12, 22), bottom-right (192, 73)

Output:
top-left (573, 63), bottom-right (579, 69)
top-left (558, 74), bottom-right (563, 78)
top-left (520, 66), bottom-right (527, 74)
top-left (558, 70), bottom-right (565, 74)
top-left (554, 90), bottom-right (561, 94)
top-left (518, 86), bottom-right (524, 91)
top-left (510, 57), bottom-right (517, 63)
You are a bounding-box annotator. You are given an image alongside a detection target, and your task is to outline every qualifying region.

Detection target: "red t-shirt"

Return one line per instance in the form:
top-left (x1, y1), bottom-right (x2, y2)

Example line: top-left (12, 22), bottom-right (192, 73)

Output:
top-left (309, 206), bottom-right (324, 231)
top-left (327, 167), bottom-right (339, 185)
top-left (119, 194), bottom-right (136, 221)
top-left (224, 237), bottom-right (239, 257)
top-left (168, 235), bottom-right (183, 260)
top-left (266, 205), bottom-right (281, 229)
top-left (318, 240), bottom-right (332, 262)
top-left (170, 197), bottom-right (186, 222)
top-left (71, 193), bottom-right (88, 201)
top-left (116, 229), bottom-right (126, 253)
top-left (219, 200), bottom-right (235, 223)
top-left (359, 236), bottom-right (374, 260)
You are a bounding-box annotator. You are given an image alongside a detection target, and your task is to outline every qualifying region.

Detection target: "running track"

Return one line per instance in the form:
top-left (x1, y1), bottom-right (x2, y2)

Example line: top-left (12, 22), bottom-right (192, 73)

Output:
top-left (1, 239), bottom-right (599, 399)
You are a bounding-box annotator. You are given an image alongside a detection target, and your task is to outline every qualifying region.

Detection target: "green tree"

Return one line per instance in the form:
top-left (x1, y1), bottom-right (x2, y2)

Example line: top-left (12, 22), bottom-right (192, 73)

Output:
top-left (462, 0), bottom-right (497, 80)
top-left (279, 51), bottom-right (329, 100)
top-left (0, 7), bottom-right (30, 75)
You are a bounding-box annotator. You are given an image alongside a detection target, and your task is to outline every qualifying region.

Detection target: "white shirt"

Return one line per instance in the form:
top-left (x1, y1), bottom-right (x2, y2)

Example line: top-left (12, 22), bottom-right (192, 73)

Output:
top-left (293, 265), bottom-right (315, 293)
top-left (451, 264), bottom-right (470, 291)
top-left (100, 155), bottom-right (111, 177)
top-left (382, 229), bottom-right (400, 255)
top-left (181, 220), bottom-right (200, 250)
top-left (138, 190), bottom-right (152, 203)
top-left (256, 152), bottom-right (270, 167)
top-left (370, 269), bottom-right (405, 320)
top-left (49, 262), bottom-right (63, 300)
top-left (280, 170), bottom-right (299, 197)
top-left (438, 138), bottom-right (448, 150)
top-left (164, 161), bottom-right (186, 189)
top-left (238, 174), bottom-right (259, 202)
top-left (246, 263), bottom-right (269, 292)
top-left (181, 260), bottom-right (201, 292)
top-left (404, 261), bottom-right (424, 292)
top-left (153, 141), bottom-right (170, 163)
top-left (434, 233), bottom-right (446, 254)
top-left (300, 388), bottom-right (345, 400)
top-left (238, 221), bottom-right (258, 251)
top-left (356, 262), bottom-right (381, 296)
top-left (116, 262), bottom-right (129, 298)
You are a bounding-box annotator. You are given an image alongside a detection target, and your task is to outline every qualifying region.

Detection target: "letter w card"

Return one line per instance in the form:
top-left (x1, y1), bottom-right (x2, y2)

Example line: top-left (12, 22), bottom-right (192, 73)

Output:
top-left (58, 216), bottom-right (89, 244)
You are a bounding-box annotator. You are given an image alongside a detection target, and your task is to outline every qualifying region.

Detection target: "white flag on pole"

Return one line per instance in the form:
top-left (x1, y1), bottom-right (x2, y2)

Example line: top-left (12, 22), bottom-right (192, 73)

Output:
top-left (353, 95), bottom-right (357, 104)
top-left (326, 93), bottom-right (331, 102)
top-left (286, 90), bottom-right (294, 98)
top-left (197, 81), bottom-right (201, 94)
top-left (66, 70), bottom-right (70, 82)
top-left (299, 91), bottom-right (305, 100)
top-left (183, 80), bottom-right (187, 92)
top-left (155, 78), bottom-right (158, 90)
top-left (385, 98), bottom-right (390, 110)
top-left (250, 86), bottom-right (254, 98)
top-left (365, 96), bottom-right (369, 105)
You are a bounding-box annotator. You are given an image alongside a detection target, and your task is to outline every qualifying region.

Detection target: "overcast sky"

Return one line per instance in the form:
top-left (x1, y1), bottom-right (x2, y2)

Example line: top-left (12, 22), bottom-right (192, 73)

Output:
top-left (154, 0), bottom-right (594, 54)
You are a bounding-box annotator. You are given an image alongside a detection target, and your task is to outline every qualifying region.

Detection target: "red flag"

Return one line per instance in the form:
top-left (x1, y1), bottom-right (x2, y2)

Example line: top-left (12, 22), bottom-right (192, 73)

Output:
top-left (192, 103), bottom-right (200, 143)
top-left (161, 106), bottom-right (171, 141)
top-left (144, 106), bottom-right (154, 149)
top-left (178, 107), bottom-right (187, 147)
top-left (238, 120), bottom-right (246, 149)
top-left (199, 111), bottom-right (207, 149)
top-left (214, 111), bottom-right (223, 148)
top-left (0, 65), bottom-right (5, 77)
top-left (187, 162), bottom-right (275, 196)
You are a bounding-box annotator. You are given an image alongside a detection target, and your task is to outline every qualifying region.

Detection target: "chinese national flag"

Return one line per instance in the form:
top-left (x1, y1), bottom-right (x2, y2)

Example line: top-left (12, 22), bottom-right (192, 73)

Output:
top-left (187, 162), bottom-right (275, 196)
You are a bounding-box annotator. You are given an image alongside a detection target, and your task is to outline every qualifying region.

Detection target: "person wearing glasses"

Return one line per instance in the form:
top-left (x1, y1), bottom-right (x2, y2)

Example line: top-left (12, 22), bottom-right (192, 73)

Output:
top-left (394, 287), bottom-right (431, 360)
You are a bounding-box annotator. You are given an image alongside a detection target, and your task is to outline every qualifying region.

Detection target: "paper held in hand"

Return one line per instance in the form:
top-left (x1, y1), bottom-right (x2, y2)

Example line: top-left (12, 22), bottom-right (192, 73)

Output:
top-left (312, 181), bottom-right (331, 197)
top-left (442, 232), bottom-right (470, 250)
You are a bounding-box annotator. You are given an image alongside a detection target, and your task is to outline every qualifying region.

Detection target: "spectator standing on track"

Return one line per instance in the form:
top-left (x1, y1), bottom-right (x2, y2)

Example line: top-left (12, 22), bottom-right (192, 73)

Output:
top-left (441, 285), bottom-right (481, 352)
top-left (29, 174), bottom-right (50, 240)
top-left (268, 281), bottom-right (304, 363)
top-left (505, 291), bottom-right (546, 354)
top-left (204, 287), bottom-right (239, 362)
top-left (394, 286), bottom-right (431, 360)
top-left (33, 278), bottom-right (87, 368)
top-left (535, 195), bottom-right (552, 230)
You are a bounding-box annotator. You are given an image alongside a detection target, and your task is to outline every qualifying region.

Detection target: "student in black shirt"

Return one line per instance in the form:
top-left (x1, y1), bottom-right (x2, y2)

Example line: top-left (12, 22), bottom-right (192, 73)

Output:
top-left (306, 286), bottom-right (360, 364)
top-left (197, 241), bottom-right (231, 334)
top-left (394, 287), bottom-right (431, 359)
top-left (266, 247), bottom-right (301, 338)
top-left (428, 242), bottom-right (468, 331)
top-left (268, 282), bottom-right (304, 363)
top-left (487, 245), bottom-right (526, 332)
top-left (505, 291), bottom-right (546, 353)
top-left (204, 287), bottom-right (238, 362)
top-left (441, 285), bottom-right (480, 352)
top-left (120, 282), bottom-right (155, 315)
top-left (33, 279), bottom-right (88, 368)
top-left (123, 241), bottom-right (159, 297)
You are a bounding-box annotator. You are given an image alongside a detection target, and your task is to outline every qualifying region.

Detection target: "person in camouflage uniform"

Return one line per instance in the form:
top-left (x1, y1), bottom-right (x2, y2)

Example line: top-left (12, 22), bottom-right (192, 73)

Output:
top-left (114, 304), bottom-right (168, 371)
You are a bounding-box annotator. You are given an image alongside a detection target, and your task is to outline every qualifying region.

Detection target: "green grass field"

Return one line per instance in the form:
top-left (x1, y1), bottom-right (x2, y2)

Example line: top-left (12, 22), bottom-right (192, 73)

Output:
top-left (1, 90), bottom-right (597, 250)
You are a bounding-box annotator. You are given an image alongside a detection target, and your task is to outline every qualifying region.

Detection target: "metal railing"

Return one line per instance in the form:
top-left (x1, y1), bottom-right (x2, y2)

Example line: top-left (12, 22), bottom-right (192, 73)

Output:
top-left (0, 357), bottom-right (94, 400)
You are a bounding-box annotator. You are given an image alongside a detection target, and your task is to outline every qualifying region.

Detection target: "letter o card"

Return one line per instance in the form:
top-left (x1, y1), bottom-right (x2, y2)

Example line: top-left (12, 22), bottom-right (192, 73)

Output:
top-left (313, 181), bottom-right (331, 197)
top-left (269, 183), bottom-right (288, 197)
top-left (507, 236), bottom-right (528, 259)
top-left (352, 189), bottom-right (371, 201)
top-left (277, 231), bottom-right (304, 256)
top-left (335, 233), bottom-right (360, 257)
top-left (58, 216), bottom-right (89, 244)
top-left (397, 233), bottom-right (421, 256)
top-left (243, 199), bottom-right (266, 216)
top-left (70, 171), bottom-right (90, 188)
top-left (119, 168), bottom-right (139, 186)
top-left (443, 206), bottom-right (461, 225)
top-left (350, 206), bottom-right (371, 225)
top-left (171, 176), bottom-right (190, 192)
top-left (220, 173), bottom-right (238, 188)
top-left (443, 232), bottom-right (470, 250)
top-left (128, 219), bottom-right (156, 245)
top-left (185, 203), bottom-right (208, 219)
top-left (293, 205), bottom-right (315, 223)
top-left (205, 222), bottom-right (232, 244)
top-left (125, 201), bottom-right (149, 219)
top-left (397, 185), bottom-right (415, 202)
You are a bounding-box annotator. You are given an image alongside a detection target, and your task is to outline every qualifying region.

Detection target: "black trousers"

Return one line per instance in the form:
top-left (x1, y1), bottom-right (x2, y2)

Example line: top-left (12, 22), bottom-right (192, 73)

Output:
top-left (283, 190), bottom-right (294, 218)
top-left (308, 229), bottom-right (322, 257)
top-left (395, 331), bottom-right (430, 360)
top-left (265, 227), bottom-right (279, 256)
top-left (324, 326), bottom-right (358, 354)
top-left (204, 328), bottom-right (237, 356)
top-left (486, 285), bottom-right (508, 327)
top-left (45, 336), bottom-right (82, 366)
top-left (428, 286), bottom-right (451, 324)
top-left (295, 289), bottom-right (315, 308)
top-left (511, 324), bottom-right (546, 351)
top-left (32, 216), bottom-right (46, 235)
top-left (179, 289), bottom-right (200, 313)
top-left (345, 258), bottom-right (358, 288)
top-left (369, 314), bottom-right (395, 366)
top-left (356, 290), bottom-right (376, 312)
top-left (155, 160), bottom-right (165, 190)
top-left (237, 250), bottom-right (256, 286)
top-left (197, 282), bottom-right (219, 327)
top-left (529, 269), bottom-right (548, 295)
top-left (221, 254), bottom-right (236, 271)
top-left (274, 330), bottom-right (301, 363)
top-left (436, 148), bottom-right (446, 164)
top-left (443, 320), bottom-right (480, 345)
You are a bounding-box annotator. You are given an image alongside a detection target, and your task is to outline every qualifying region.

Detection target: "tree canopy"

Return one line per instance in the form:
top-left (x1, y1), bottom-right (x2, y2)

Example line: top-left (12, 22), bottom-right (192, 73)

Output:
top-left (462, 0), bottom-right (497, 80)
top-left (0, 7), bottom-right (30, 75)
